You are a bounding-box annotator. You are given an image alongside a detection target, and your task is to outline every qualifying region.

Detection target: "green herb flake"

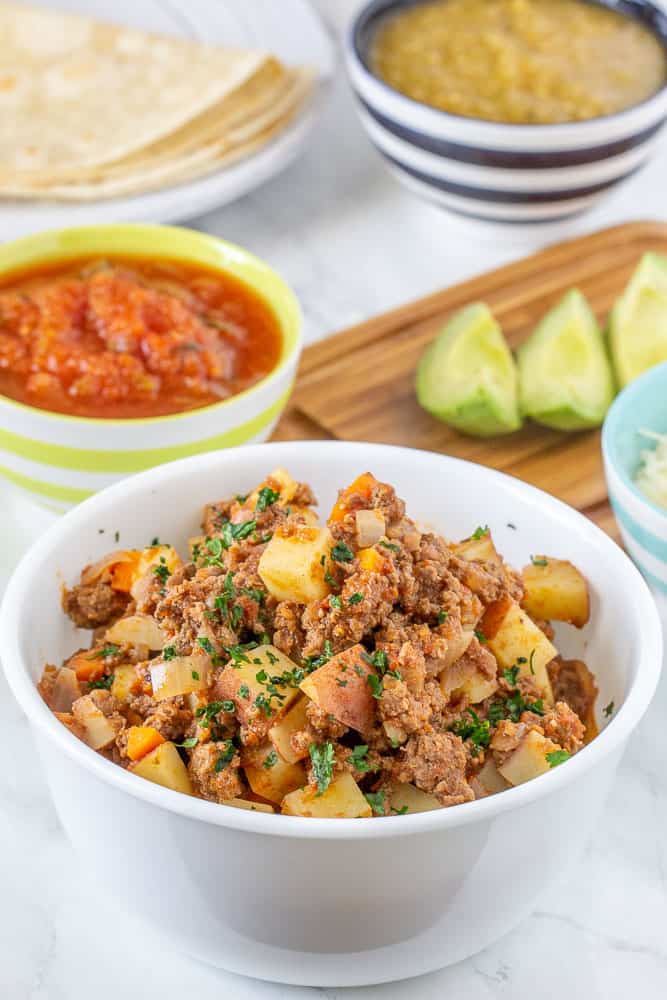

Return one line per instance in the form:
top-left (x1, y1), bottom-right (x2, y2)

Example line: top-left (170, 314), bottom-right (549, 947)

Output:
top-left (348, 744), bottom-right (376, 774)
top-left (330, 594), bottom-right (342, 610)
top-left (309, 741), bottom-right (335, 796)
top-left (502, 665), bottom-right (520, 687)
top-left (437, 610), bottom-right (448, 624)
top-left (175, 737), bottom-right (198, 749)
top-left (546, 749), bottom-right (571, 768)
top-left (471, 525), bottom-right (489, 541)
top-left (162, 645), bottom-right (177, 661)
top-left (256, 486), bottom-right (280, 512)
top-left (379, 540), bottom-right (400, 552)
top-left (365, 790), bottom-right (386, 815)
top-left (87, 674), bottom-right (114, 691)
top-left (239, 683), bottom-right (250, 700)
top-left (262, 750), bottom-right (279, 770)
top-left (331, 541), bottom-right (355, 563)
top-left (215, 741), bottom-right (236, 772)
top-left (367, 674), bottom-right (383, 699)
top-left (197, 636), bottom-right (214, 655)
top-left (392, 805), bottom-right (409, 815)
top-left (348, 592), bottom-right (364, 605)
top-left (337, 678), bottom-right (348, 687)
top-left (191, 670), bottom-right (200, 681)
top-left (529, 649), bottom-right (536, 675)
top-left (604, 700), bottom-right (615, 718)
top-left (451, 709), bottom-right (491, 754)
top-left (87, 644), bottom-right (120, 660)
top-left (531, 556), bottom-right (549, 567)
top-left (474, 629), bottom-right (487, 644)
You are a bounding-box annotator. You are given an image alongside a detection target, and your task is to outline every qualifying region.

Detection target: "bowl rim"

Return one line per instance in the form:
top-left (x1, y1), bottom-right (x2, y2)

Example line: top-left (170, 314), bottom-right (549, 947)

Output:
top-left (0, 223), bottom-right (303, 428)
top-left (1, 440), bottom-right (662, 840)
top-left (602, 358), bottom-right (667, 521)
top-left (346, 0), bottom-right (667, 135)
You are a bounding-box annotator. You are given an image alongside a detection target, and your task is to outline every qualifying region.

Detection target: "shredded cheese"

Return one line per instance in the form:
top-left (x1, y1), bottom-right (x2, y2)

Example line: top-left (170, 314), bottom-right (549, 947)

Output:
top-left (634, 429), bottom-right (667, 509)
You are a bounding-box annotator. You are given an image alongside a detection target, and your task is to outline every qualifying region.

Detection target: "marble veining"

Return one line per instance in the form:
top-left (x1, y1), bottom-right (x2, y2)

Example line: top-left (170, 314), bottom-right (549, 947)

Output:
top-left (2, 1), bottom-right (667, 997)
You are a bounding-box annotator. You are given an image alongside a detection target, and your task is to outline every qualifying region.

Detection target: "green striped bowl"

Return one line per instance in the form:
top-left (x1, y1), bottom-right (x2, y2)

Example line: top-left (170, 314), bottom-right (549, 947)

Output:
top-left (0, 225), bottom-right (302, 512)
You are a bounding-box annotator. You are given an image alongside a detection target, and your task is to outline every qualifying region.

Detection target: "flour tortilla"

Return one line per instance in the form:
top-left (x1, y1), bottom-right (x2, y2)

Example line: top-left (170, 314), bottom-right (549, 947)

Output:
top-left (4, 69), bottom-right (315, 201)
top-left (0, 1), bottom-right (272, 180)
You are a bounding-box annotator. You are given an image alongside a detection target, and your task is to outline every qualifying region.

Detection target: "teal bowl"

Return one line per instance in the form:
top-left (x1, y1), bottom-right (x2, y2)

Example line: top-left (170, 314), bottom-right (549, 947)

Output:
top-left (602, 361), bottom-right (667, 593)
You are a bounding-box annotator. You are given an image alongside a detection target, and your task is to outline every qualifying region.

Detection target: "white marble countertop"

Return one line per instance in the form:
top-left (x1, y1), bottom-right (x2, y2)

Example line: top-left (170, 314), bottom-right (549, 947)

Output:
top-left (3, 1), bottom-right (667, 997)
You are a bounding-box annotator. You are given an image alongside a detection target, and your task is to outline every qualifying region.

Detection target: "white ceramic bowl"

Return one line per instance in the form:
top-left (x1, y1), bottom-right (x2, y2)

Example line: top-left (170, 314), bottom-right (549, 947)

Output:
top-left (0, 441), bottom-right (662, 987)
top-left (344, 0), bottom-right (667, 223)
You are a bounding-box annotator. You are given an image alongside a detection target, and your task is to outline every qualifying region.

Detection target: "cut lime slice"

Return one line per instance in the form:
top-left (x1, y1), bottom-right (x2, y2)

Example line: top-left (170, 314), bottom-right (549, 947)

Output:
top-left (609, 252), bottom-right (667, 387)
top-left (415, 302), bottom-right (521, 437)
top-left (518, 289), bottom-right (615, 431)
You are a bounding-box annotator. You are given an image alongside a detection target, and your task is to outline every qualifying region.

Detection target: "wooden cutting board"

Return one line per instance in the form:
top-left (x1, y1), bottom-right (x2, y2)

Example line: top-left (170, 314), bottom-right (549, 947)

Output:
top-left (274, 221), bottom-right (667, 543)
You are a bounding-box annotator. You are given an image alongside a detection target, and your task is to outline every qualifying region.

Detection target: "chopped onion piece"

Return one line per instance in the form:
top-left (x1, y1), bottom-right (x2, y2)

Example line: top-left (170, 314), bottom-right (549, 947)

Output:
top-left (51, 667), bottom-right (81, 713)
top-left (355, 509), bottom-right (385, 549)
top-left (80, 550), bottom-right (135, 586)
top-left (105, 613), bottom-right (164, 651)
top-left (150, 650), bottom-right (209, 701)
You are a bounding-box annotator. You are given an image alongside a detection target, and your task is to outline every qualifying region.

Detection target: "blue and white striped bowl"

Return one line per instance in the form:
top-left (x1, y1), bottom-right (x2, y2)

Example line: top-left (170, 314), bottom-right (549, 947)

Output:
top-left (344, 0), bottom-right (667, 223)
top-left (603, 361), bottom-right (667, 593)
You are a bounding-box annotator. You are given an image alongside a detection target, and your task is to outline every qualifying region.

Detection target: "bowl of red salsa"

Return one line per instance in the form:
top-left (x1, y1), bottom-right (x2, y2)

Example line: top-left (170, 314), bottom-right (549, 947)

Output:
top-left (0, 224), bottom-right (302, 511)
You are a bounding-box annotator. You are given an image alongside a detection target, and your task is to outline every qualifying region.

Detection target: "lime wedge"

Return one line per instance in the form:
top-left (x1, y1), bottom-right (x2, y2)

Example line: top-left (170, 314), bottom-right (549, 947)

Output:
top-left (517, 289), bottom-right (615, 431)
top-left (415, 302), bottom-right (521, 437)
top-left (609, 252), bottom-right (667, 387)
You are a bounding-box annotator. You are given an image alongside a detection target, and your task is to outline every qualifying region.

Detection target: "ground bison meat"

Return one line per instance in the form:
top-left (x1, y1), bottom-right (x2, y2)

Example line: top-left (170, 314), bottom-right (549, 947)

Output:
top-left (62, 581), bottom-right (128, 629)
top-left (188, 743), bottom-right (243, 802)
top-left (548, 658), bottom-right (598, 729)
top-left (305, 701), bottom-right (348, 740)
top-left (448, 553), bottom-right (524, 606)
top-left (272, 601), bottom-right (306, 658)
top-left (526, 702), bottom-right (585, 754)
top-left (301, 568), bottom-right (399, 658)
top-left (391, 732), bottom-right (474, 806)
top-left (144, 699), bottom-right (193, 742)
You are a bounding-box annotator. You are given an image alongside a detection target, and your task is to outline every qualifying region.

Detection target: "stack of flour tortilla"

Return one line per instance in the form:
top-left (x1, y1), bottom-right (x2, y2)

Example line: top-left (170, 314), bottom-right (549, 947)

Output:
top-left (0, 2), bottom-right (315, 201)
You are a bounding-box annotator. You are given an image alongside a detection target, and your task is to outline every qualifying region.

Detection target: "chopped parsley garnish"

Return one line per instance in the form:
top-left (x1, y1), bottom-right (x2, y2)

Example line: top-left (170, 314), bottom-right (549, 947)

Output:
top-left (150, 536), bottom-right (161, 546)
top-left (191, 670), bottom-right (200, 681)
top-left (451, 709), bottom-right (491, 754)
top-left (367, 674), bottom-right (383, 699)
top-left (337, 678), bottom-right (348, 687)
top-left (531, 556), bottom-right (549, 567)
top-left (88, 674), bottom-right (114, 691)
top-left (471, 525), bottom-right (489, 540)
top-left (309, 741), bottom-right (335, 796)
top-left (235, 493), bottom-right (249, 503)
top-left (305, 640), bottom-right (333, 672)
top-left (502, 665), bottom-right (520, 687)
top-left (87, 644), bottom-right (120, 660)
top-left (221, 700), bottom-right (235, 713)
top-left (175, 737), bottom-right (198, 749)
top-left (392, 805), bottom-right (409, 815)
top-left (363, 649), bottom-right (389, 674)
top-left (348, 744), bottom-right (376, 773)
top-left (205, 537), bottom-right (224, 560)
top-left (529, 649), bottom-right (536, 675)
top-left (152, 557), bottom-right (170, 583)
top-left (546, 749), bottom-right (570, 768)
top-left (163, 645), bottom-right (177, 661)
top-left (603, 700), bottom-right (615, 718)
top-left (437, 610), bottom-right (448, 624)
top-left (214, 741), bottom-right (236, 772)
top-left (324, 569), bottom-right (338, 589)
top-left (330, 594), bottom-right (342, 610)
top-left (239, 586), bottom-right (265, 605)
top-left (331, 541), bottom-right (354, 563)
top-left (196, 701), bottom-right (225, 727)
top-left (365, 790), bottom-right (385, 815)
top-left (348, 592), bottom-right (364, 605)
top-left (474, 629), bottom-right (487, 644)
top-left (197, 636), bottom-right (214, 655)
top-left (379, 540), bottom-right (400, 552)
top-left (255, 486), bottom-right (280, 512)
top-left (238, 683), bottom-right (250, 700)
top-left (262, 750), bottom-right (279, 770)
top-left (256, 669), bottom-right (268, 683)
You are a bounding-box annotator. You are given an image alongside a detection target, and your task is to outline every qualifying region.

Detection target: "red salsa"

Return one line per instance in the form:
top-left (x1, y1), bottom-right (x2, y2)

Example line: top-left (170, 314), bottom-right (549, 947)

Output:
top-left (0, 256), bottom-right (283, 419)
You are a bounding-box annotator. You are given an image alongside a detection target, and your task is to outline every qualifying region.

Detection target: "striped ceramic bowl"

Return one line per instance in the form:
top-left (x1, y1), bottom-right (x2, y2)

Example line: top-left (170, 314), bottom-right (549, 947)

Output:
top-left (602, 361), bottom-right (667, 594)
top-left (0, 225), bottom-right (302, 513)
top-left (344, 0), bottom-right (667, 224)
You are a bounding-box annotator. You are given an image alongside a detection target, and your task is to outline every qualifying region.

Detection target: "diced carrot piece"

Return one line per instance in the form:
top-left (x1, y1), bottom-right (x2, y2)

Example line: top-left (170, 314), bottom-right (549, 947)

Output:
top-left (110, 555), bottom-right (140, 593)
top-left (329, 473), bottom-right (378, 522)
top-left (358, 547), bottom-right (386, 574)
top-left (127, 725), bottom-right (165, 762)
top-left (66, 648), bottom-right (105, 683)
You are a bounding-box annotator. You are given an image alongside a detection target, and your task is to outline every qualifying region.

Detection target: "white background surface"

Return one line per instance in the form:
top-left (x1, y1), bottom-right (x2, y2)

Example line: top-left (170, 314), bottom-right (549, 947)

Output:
top-left (2, 1), bottom-right (667, 997)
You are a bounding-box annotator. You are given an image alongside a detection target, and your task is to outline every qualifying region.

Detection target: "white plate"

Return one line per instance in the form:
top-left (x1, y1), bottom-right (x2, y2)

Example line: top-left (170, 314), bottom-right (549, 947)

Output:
top-left (0, 0), bottom-right (335, 241)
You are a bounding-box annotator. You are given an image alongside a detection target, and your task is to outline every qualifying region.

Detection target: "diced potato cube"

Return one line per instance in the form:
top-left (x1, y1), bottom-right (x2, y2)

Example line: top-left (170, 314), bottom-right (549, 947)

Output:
top-left (51, 667), bottom-right (81, 713)
top-left (223, 797), bottom-right (275, 814)
top-left (389, 782), bottom-right (441, 814)
top-left (258, 524), bottom-right (333, 603)
top-left (269, 696), bottom-right (309, 762)
top-left (217, 645), bottom-right (301, 727)
top-left (470, 759), bottom-right (510, 798)
top-left (111, 664), bottom-right (140, 703)
top-left (480, 598), bottom-right (556, 704)
top-left (244, 743), bottom-right (306, 804)
top-left (72, 695), bottom-right (119, 750)
top-left (454, 531), bottom-right (501, 564)
top-left (300, 644), bottom-right (377, 735)
top-left (497, 730), bottom-right (562, 786)
top-left (149, 649), bottom-right (210, 701)
top-left (521, 557), bottom-right (590, 628)
top-left (105, 613), bottom-right (165, 651)
top-left (452, 671), bottom-right (498, 704)
top-left (130, 741), bottom-right (193, 795)
top-left (129, 545), bottom-right (182, 601)
top-left (282, 771), bottom-right (372, 817)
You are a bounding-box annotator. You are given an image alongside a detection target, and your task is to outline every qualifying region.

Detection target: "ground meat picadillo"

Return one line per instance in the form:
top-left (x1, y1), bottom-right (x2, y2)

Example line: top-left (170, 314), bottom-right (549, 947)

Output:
top-left (40, 468), bottom-right (599, 818)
